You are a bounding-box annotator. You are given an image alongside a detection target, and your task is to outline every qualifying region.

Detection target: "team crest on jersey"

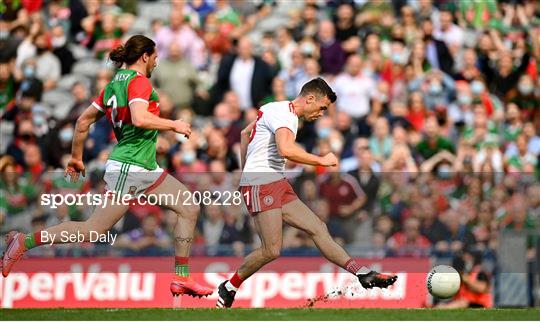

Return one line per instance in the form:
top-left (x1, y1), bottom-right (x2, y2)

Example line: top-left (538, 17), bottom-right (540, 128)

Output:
top-left (263, 196), bottom-right (274, 206)
top-left (128, 186), bottom-right (137, 195)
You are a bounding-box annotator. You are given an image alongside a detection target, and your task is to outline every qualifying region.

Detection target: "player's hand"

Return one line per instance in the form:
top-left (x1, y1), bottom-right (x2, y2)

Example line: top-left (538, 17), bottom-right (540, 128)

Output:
top-left (174, 119), bottom-right (192, 138)
top-left (319, 153), bottom-right (338, 167)
top-left (65, 158), bottom-right (86, 183)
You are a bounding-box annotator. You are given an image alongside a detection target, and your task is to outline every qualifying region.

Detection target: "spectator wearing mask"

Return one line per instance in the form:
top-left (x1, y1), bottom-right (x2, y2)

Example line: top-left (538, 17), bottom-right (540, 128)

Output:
top-left (50, 24), bottom-right (74, 75)
top-left (511, 74), bottom-right (540, 118)
top-left (213, 36), bottom-right (273, 110)
top-left (409, 69), bottom-right (456, 110)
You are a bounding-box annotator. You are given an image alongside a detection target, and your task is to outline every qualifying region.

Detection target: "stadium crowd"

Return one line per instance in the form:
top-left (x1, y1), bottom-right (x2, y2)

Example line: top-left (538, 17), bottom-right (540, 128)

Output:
top-left (0, 0), bottom-right (539, 271)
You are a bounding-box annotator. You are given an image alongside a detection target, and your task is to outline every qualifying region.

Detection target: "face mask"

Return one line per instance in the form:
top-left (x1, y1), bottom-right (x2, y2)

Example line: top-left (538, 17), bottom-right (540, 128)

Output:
top-left (176, 133), bottom-right (189, 143)
top-left (471, 81), bottom-right (484, 95)
top-left (379, 94), bottom-right (388, 103)
top-left (437, 164), bottom-right (452, 179)
top-left (182, 151), bottom-right (196, 164)
top-left (301, 43), bottom-right (315, 55)
top-left (391, 52), bottom-right (406, 65)
top-left (429, 82), bottom-right (442, 95)
top-left (391, 53), bottom-right (402, 64)
top-left (59, 127), bottom-right (74, 143)
top-left (518, 83), bottom-right (533, 95)
top-left (330, 139), bottom-right (343, 152)
top-left (363, 68), bottom-right (374, 78)
top-left (23, 66), bottom-right (35, 78)
top-left (213, 119), bottom-right (231, 129)
top-left (317, 127), bottom-right (330, 139)
top-left (51, 36), bottom-right (66, 48)
top-left (0, 31), bottom-right (9, 39)
top-left (458, 95), bottom-right (472, 106)
top-left (33, 114), bottom-right (46, 126)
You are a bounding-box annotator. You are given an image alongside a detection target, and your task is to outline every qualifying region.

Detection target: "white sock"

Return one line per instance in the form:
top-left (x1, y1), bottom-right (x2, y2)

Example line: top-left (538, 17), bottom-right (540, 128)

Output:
top-left (356, 266), bottom-right (371, 275)
top-left (225, 280), bottom-right (238, 292)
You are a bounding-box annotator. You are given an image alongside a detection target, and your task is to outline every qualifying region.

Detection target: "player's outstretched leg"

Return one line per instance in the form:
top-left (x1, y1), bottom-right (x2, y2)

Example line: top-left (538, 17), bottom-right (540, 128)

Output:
top-left (2, 202), bottom-right (128, 277)
top-left (145, 174), bottom-right (212, 298)
top-left (282, 199), bottom-right (397, 289)
top-left (216, 208), bottom-right (283, 308)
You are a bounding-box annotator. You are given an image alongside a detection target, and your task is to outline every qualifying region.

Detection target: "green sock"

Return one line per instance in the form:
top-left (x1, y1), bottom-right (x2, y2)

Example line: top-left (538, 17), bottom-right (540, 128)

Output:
top-left (24, 233), bottom-right (38, 249)
top-left (175, 256), bottom-right (189, 277)
top-left (175, 264), bottom-right (189, 277)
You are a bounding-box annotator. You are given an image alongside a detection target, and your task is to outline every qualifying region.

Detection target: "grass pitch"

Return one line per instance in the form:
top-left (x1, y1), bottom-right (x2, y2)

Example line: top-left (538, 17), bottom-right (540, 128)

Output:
top-left (1, 308), bottom-right (539, 321)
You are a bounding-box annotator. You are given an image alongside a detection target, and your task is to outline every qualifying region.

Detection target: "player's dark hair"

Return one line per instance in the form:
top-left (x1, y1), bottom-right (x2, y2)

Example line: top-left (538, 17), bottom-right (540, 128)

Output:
top-left (109, 35), bottom-right (156, 68)
top-left (299, 77), bottom-right (337, 103)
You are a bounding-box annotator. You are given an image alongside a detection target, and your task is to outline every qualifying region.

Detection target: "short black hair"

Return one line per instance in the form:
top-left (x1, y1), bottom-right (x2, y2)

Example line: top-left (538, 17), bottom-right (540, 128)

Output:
top-left (299, 77), bottom-right (337, 103)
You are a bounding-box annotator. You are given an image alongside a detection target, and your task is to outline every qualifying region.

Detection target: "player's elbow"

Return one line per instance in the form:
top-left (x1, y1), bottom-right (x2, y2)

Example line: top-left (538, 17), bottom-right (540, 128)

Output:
top-left (277, 145), bottom-right (292, 159)
top-left (75, 116), bottom-right (91, 132)
top-left (131, 115), bottom-right (145, 128)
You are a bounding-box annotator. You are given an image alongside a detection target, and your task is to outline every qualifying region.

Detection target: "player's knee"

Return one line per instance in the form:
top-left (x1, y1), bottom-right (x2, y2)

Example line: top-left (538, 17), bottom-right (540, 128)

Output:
top-left (262, 246), bottom-right (281, 261)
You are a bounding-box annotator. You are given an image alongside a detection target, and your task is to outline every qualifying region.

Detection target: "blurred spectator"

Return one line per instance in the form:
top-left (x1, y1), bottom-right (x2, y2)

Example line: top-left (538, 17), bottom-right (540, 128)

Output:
top-left (387, 217), bottom-right (431, 257)
top-left (155, 9), bottom-right (206, 69)
top-left (318, 165), bottom-right (365, 243)
top-left (421, 19), bottom-right (454, 75)
top-left (115, 215), bottom-right (171, 256)
top-left (153, 42), bottom-right (204, 109)
top-left (416, 117), bottom-right (456, 162)
top-left (333, 55), bottom-right (377, 120)
top-left (213, 36), bottom-right (273, 110)
top-left (318, 20), bottom-right (346, 76)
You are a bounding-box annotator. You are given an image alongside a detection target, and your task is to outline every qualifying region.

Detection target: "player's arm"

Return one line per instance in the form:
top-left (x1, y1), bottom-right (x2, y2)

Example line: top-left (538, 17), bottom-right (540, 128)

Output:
top-left (275, 128), bottom-right (337, 166)
top-left (66, 105), bottom-right (104, 181)
top-left (130, 102), bottom-right (191, 136)
top-left (240, 120), bottom-right (256, 169)
top-left (128, 76), bottom-right (191, 136)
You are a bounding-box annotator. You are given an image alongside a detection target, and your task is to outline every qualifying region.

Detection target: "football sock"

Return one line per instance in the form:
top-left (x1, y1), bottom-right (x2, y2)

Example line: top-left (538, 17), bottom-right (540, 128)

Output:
top-left (345, 258), bottom-right (370, 275)
top-left (175, 256), bottom-right (189, 277)
top-left (24, 232), bottom-right (44, 249)
top-left (226, 271), bottom-right (243, 291)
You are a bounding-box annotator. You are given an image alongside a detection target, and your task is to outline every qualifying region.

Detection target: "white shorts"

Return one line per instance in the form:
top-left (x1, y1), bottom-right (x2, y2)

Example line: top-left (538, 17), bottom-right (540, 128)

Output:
top-left (103, 160), bottom-right (167, 200)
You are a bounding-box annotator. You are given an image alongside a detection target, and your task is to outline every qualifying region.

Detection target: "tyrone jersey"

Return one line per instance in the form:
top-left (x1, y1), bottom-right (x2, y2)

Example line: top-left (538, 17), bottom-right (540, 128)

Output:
top-left (92, 69), bottom-right (160, 170)
top-left (240, 101), bottom-right (298, 186)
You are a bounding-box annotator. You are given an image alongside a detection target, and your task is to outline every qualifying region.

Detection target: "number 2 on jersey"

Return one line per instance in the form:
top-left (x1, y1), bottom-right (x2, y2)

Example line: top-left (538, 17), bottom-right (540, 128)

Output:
top-left (107, 95), bottom-right (123, 128)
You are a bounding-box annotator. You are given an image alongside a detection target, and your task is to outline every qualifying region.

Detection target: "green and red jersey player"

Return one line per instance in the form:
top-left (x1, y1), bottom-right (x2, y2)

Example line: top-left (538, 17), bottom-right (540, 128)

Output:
top-left (2, 35), bottom-right (212, 298)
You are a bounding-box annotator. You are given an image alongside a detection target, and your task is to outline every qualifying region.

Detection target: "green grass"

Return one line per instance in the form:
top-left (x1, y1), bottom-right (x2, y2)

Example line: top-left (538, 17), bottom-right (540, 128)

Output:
top-left (1, 308), bottom-right (539, 321)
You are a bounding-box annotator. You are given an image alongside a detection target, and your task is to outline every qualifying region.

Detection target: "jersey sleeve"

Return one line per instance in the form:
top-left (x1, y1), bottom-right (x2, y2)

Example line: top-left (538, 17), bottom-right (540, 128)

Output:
top-left (265, 105), bottom-right (298, 135)
top-left (91, 89), bottom-right (105, 113)
top-left (127, 76), bottom-right (153, 106)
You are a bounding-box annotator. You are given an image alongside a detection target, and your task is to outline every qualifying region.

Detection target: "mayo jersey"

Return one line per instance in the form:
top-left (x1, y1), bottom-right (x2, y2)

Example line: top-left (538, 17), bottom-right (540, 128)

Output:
top-left (240, 101), bottom-right (299, 186)
top-left (92, 69), bottom-right (160, 170)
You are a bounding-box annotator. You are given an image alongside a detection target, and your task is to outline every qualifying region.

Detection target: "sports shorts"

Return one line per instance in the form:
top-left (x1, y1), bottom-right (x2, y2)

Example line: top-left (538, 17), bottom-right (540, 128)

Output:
top-left (103, 159), bottom-right (167, 200)
top-left (240, 178), bottom-right (298, 215)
